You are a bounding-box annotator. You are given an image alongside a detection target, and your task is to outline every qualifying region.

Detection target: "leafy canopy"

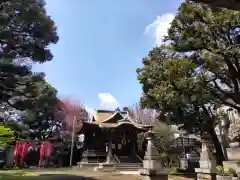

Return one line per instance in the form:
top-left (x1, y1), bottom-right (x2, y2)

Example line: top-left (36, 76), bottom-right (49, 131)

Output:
top-left (167, 2), bottom-right (240, 111)
top-left (0, 0), bottom-right (59, 110)
top-left (0, 0), bottom-right (59, 140)
top-left (138, 1), bottom-right (240, 127)
top-left (0, 124), bottom-right (14, 147)
top-left (136, 2), bottom-right (240, 164)
top-left (0, 0), bottom-right (58, 62)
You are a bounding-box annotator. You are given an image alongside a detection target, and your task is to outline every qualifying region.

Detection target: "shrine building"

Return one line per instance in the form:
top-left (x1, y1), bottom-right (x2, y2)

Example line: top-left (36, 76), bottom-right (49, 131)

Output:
top-left (77, 109), bottom-right (151, 166)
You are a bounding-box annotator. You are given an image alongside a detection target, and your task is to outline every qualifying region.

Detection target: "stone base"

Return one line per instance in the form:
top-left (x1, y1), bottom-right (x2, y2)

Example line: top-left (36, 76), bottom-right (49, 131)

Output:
top-left (139, 168), bottom-right (168, 180)
top-left (227, 148), bottom-right (240, 161)
top-left (199, 160), bottom-right (217, 170)
top-left (216, 175), bottom-right (237, 180)
top-left (223, 161), bottom-right (240, 171)
top-left (142, 159), bottom-right (163, 170)
top-left (195, 168), bottom-right (216, 180)
top-left (195, 168), bottom-right (216, 174)
top-left (196, 173), bottom-right (216, 180)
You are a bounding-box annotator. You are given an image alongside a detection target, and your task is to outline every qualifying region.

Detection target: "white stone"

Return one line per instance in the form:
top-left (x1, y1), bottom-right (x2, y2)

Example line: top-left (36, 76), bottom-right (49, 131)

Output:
top-left (199, 161), bottom-right (217, 172)
top-left (143, 159), bottom-right (163, 170)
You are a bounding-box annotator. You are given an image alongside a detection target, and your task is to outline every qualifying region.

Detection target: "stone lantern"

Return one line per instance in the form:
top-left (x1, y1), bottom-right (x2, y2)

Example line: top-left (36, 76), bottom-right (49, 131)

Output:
top-left (195, 133), bottom-right (217, 180)
top-left (139, 128), bottom-right (168, 180)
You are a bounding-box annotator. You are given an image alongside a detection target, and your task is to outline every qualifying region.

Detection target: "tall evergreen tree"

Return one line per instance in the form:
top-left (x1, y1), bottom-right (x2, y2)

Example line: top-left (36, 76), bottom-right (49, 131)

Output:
top-left (136, 2), bottom-right (240, 164)
top-left (0, 0), bottom-right (59, 140)
top-left (0, 0), bottom-right (58, 110)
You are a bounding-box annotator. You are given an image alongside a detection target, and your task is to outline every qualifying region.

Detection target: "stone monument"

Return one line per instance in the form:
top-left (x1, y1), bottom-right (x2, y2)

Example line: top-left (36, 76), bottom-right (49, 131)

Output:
top-left (139, 128), bottom-right (168, 180)
top-left (223, 118), bottom-right (240, 171)
top-left (219, 118), bottom-right (230, 160)
top-left (195, 134), bottom-right (217, 180)
top-left (224, 131), bottom-right (240, 172)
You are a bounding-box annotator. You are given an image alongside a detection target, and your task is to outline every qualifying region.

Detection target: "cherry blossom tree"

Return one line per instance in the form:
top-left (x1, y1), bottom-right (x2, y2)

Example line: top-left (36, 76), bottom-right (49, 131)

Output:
top-left (128, 103), bottom-right (159, 125)
top-left (55, 99), bottom-right (89, 132)
top-left (128, 103), bottom-right (174, 165)
top-left (54, 98), bottom-right (89, 166)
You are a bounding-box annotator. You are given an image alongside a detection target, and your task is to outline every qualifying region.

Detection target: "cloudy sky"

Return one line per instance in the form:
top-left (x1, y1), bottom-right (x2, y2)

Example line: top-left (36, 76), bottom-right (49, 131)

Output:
top-left (33, 0), bottom-right (183, 115)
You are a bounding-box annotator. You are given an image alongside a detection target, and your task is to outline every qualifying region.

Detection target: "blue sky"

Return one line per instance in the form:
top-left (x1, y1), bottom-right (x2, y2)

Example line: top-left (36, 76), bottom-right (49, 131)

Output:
top-left (33, 0), bottom-right (182, 113)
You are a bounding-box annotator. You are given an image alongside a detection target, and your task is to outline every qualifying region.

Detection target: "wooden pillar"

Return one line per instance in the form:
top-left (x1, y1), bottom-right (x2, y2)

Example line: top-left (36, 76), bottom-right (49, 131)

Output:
top-left (130, 133), bottom-right (137, 162)
top-left (106, 129), bottom-right (114, 164)
top-left (106, 138), bottom-right (113, 164)
top-left (132, 140), bottom-right (137, 154)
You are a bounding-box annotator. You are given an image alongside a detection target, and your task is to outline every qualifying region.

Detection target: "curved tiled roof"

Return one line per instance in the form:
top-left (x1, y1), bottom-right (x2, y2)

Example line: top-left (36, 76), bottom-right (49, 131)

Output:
top-left (84, 109), bottom-right (152, 131)
top-left (90, 118), bottom-right (151, 128)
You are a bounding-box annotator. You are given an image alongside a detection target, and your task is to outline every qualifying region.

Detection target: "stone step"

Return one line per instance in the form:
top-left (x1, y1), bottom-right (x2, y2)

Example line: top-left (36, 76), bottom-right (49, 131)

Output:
top-left (115, 168), bottom-right (140, 171)
top-left (115, 163), bottom-right (140, 166)
top-left (114, 163), bottom-right (141, 171)
top-left (115, 165), bottom-right (140, 168)
top-left (117, 156), bottom-right (142, 163)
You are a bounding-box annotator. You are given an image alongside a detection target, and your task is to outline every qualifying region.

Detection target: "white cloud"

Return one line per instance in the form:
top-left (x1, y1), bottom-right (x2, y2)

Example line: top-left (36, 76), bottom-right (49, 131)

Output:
top-left (85, 106), bottom-right (94, 121)
top-left (98, 93), bottom-right (119, 110)
top-left (84, 93), bottom-right (119, 121)
top-left (145, 13), bottom-right (175, 46)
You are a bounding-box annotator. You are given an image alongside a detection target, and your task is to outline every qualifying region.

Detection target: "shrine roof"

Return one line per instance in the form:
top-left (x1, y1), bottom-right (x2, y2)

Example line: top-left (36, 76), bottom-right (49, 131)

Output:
top-left (83, 119), bottom-right (151, 130)
top-left (82, 109), bottom-right (152, 131)
top-left (92, 110), bottom-right (128, 123)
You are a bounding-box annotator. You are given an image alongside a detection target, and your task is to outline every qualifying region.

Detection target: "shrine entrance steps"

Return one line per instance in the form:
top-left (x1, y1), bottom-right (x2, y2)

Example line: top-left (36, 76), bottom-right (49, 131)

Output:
top-left (77, 155), bottom-right (142, 172)
top-left (114, 163), bottom-right (141, 172)
top-left (77, 162), bottom-right (141, 172)
top-left (117, 156), bottom-right (142, 163)
top-left (113, 156), bottom-right (142, 172)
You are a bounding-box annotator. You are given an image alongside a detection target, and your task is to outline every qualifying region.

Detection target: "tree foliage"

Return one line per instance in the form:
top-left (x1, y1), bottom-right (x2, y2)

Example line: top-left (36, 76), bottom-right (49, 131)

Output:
top-left (167, 2), bottom-right (240, 111)
top-left (0, 0), bottom-right (58, 110)
top-left (153, 121), bottom-right (174, 152)
top-left (55, 99), bottom-right (89, 133)
top-left (137, 1), bottom-right (240, 164)
top-left (2, 70), bottom-right (59, 140)
top-left (0, 124), bottom-right (14, 147)
top-left (21, 78), bottom-right (59, 140)
top-left (0, 0), bottom-right (59, 140)
top-left (153, 121), bottom-right (178, 168)
top-left (0, 0), bottom-right (58, 62)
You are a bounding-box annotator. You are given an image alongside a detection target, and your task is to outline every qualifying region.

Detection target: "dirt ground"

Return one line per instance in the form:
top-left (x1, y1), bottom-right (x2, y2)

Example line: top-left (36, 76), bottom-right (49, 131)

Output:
top-left (0, 168), bottom-right (195, 180)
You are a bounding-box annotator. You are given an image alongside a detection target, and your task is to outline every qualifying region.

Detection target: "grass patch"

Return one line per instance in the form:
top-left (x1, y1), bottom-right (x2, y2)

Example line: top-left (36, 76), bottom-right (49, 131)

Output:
top-left (169, 175), bottom-right (194, 180)
top-left (168, 167), bottom-right (179, 175)
top-left (0, 170), bottom-right (40, 180)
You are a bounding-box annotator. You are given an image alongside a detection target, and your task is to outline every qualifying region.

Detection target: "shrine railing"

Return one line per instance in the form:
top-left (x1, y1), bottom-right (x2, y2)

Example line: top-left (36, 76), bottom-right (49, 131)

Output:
top-left (136, 154), bottom-right (143, 162)
top-left (82, 149), bottom-right (107, 163)
top-left (113, 154), bottom-right (120, 163)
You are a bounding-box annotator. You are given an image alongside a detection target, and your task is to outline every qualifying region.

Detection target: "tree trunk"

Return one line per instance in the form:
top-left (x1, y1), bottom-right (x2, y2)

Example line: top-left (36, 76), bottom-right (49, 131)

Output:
top-left (208, 127), bottom-right (225, 165)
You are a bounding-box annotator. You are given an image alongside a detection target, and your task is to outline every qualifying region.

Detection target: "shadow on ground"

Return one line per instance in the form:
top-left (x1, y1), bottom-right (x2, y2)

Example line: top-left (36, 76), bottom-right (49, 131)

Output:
top-left (171, 173), bottom-right (197, 179)
top-left (0, 173), bottom-right (99, 180)
top-left (38, 174), bottom-right (98, 180)
top-left (0, 169), bottom-right (196, 180)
